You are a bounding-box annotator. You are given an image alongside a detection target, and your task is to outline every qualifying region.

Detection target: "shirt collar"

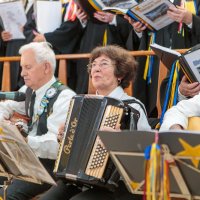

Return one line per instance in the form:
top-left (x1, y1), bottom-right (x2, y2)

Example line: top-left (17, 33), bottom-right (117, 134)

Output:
top-left (34, 76), bottom-right (57, 97)
top-left (95, 86), bottom-right (125, 98)
top-left (108, 86), bottom-right (125, 99)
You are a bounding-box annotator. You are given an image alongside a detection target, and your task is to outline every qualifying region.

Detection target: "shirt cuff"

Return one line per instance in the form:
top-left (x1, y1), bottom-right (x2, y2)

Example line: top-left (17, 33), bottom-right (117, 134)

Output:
top-left (134, 30), bottom-right (142, 38)
top-left (187, 22), bottom-right (192, 29)
top-left (178, 87), bottom-right (188, 102)
top-left (109, 15), bottom-right (117, 26)
top-left (78, 19), bottom-right (87, 28)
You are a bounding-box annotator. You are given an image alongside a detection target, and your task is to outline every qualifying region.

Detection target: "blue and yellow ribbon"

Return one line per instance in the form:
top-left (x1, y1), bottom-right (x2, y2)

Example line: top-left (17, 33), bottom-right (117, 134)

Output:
top-left (160, 61), bottom-right (180, 124)
top-left (144, 139), bottom-right (161, 200)
top-left (144, 32), bottom-right (156, 84)
top-left (144, 134), bottom-right (170, 200)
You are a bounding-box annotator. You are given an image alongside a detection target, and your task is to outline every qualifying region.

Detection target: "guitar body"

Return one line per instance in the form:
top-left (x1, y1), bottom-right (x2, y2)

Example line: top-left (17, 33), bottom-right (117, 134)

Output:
top-left (187, 117), bottom-right (200, 131)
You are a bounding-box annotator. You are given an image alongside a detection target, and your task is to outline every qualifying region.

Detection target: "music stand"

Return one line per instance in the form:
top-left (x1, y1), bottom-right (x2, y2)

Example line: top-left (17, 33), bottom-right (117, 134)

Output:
top-left (98, 130), bottom-right (200, 200)
top-left (0, 122), bottom-right (56, 200)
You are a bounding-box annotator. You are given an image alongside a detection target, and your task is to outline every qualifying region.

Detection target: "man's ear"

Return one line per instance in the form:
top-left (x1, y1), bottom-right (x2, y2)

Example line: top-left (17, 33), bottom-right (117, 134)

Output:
top-left (44, 62), bottom-right (51, 74)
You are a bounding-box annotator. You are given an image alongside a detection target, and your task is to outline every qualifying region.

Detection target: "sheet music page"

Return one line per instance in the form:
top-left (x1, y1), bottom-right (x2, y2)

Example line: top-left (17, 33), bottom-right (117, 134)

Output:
top-left (36, 0), bottom-right (62, 34)
top-left (0, 122), bottom-right (56, 185)
top-left (0, 0), bottom-right (27, 39)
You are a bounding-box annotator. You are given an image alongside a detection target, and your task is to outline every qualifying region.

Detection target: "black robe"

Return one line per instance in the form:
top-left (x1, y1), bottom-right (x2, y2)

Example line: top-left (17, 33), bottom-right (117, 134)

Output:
top-left (0, 23), bottom-right (5, 90)
top-left (133, 0), bottom-right (200, 117)
top-left (23, 7), bottom-right (84, 90)
top-left (75, 16), bottom-right (140, 94)
top-left (0, 22), bottom-right (26, 91)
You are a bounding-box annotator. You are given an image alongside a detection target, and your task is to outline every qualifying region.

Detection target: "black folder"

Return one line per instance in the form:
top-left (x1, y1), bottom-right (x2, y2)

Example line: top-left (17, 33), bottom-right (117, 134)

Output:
top-left (151, 43), bottom-right (200, 83)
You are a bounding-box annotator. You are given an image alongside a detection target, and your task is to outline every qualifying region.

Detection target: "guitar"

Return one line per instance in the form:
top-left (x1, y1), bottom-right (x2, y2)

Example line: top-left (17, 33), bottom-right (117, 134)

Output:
top-left (187, 116), bottom-right (200, 131)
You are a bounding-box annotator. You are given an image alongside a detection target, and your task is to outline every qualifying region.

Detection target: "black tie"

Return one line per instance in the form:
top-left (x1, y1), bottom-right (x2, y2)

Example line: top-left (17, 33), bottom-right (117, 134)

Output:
top-left (28, 91), bottom-right (36, 126)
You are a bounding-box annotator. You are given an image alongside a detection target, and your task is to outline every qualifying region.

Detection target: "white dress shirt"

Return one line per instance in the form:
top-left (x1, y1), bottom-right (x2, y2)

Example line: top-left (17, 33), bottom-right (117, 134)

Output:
top-left (107, 86), bottom-right (151, 131)
top-left (160, 93), bottom-right (200, 131)
top-left (0, 77), bottom-right (76, 159)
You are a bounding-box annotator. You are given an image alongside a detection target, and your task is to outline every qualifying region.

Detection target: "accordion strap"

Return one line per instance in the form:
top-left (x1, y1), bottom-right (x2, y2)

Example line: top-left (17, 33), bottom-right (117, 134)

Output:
top-left (123, 99), bottom-right (147, 116)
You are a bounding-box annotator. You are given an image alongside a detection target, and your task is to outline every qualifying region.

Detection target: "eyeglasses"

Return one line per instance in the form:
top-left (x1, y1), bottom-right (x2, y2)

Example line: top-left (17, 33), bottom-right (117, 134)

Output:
top-left (88, 61), bottom-right (113, 70)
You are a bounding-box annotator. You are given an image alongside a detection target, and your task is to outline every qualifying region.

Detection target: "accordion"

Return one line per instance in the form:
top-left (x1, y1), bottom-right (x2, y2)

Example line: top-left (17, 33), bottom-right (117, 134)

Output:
top-left (54, 95), bottom-right (137, 187)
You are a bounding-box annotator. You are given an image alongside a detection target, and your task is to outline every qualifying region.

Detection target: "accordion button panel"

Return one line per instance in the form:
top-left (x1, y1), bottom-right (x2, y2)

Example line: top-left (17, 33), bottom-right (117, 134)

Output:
top-left (85, 105), bottom-right (123, 179)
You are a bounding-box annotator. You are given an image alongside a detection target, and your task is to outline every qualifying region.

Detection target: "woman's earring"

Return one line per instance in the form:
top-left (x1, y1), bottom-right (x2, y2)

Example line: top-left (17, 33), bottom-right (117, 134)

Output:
top-left (118, 79), bottom-right (121, 85)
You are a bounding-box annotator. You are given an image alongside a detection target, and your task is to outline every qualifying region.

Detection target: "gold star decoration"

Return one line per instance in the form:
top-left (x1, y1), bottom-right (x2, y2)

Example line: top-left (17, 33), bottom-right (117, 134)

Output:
top-left (130, 181), bottom-right (140, 190)
top-left (176, 138), bottom-right (200, 168)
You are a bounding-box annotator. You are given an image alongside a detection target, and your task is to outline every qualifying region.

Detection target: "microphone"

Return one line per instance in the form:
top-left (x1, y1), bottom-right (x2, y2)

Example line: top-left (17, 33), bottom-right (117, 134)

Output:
top-left (0, 92), bottom-right (26, 101)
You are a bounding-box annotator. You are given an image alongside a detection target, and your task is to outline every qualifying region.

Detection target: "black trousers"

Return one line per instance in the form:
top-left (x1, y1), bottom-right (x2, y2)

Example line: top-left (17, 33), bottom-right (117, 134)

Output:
top-left (70, 181), bottom-right (142, 200)
top-left (70, 187), bottom-right (115, 200)
top-left (0, 158), bottom-right (55, 200)
top-left (39, 180), bottom-right (81, 200)
top-left (0, 179), bottom-right (51, 200)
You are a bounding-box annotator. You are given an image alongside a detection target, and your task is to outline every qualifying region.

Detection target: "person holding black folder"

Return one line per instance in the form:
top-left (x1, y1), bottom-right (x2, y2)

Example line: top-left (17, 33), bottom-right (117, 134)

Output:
top-left (126, 0), bottom-right (200, 117)
top-left (72, 0), bottom-right (140, 94)
top-left (23, 0), bottom-right (83, 90)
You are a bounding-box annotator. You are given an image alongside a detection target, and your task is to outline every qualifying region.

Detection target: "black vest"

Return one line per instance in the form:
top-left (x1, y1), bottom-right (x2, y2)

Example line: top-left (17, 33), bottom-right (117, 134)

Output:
top-left (25, 85), bottom-right (67, 136)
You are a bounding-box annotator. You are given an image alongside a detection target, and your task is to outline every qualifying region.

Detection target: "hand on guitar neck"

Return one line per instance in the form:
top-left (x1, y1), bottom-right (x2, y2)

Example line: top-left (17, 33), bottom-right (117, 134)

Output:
top-left (9, 112), bottom-right (30, 139)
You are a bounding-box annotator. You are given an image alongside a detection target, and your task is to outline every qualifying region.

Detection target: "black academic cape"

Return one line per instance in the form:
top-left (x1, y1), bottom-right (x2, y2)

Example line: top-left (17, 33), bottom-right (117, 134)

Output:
top-left (44, 19), bottom-right (83, 54)
top-left (23, 7), bottom-right (84, 90)
top-left (44, 19), bottom-right (84, 90)
top-left (75, 16), bottom-right (140, 94)
top-left (0, 23), bottom-right (5, 89)
top-left (24, 6), bottom-right (83, 54)
top-left (133, 0), bottom-right (200, 117)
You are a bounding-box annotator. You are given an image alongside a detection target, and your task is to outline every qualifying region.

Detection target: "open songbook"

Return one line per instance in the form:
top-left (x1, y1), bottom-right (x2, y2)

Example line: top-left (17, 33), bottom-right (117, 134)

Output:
top-left (88, 0), bottom-right (175, 31)
top-left (99, 130), bottom-right (200, 199)
top-left (151, 43), bottom-right (200, 83)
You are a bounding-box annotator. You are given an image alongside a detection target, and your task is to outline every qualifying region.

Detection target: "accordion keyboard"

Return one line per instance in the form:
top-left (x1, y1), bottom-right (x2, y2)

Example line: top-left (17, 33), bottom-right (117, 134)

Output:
top-left (85, 105), bottom-right (123, 179)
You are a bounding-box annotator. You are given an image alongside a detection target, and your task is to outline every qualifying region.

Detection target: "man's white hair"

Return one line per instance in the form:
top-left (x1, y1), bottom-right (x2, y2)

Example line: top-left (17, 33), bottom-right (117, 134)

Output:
top-left (19, 42), bottom-right (56, 72)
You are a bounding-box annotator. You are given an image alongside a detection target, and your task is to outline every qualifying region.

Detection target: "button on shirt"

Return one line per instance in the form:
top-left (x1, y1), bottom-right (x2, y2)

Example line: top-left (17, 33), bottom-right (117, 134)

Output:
top-left (0, 76), bottom-right (76, 159)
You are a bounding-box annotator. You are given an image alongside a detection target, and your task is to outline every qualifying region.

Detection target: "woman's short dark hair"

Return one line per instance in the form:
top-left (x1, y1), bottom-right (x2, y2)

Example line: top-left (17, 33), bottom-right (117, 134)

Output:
top-left (88, 45), bottom-right (138, 89)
